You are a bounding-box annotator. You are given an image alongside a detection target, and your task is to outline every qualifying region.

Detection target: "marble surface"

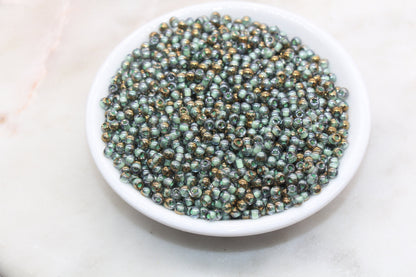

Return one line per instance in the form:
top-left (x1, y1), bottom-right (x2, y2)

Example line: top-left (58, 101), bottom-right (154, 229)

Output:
top-left (0, 0), bottom-right (415, 276)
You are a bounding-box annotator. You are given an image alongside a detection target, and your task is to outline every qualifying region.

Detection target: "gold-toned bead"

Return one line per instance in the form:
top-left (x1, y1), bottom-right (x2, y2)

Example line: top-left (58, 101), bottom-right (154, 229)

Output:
top-left (211, 168), bottom-right (218, 177)
top-left (282, 196), bottom-right (291, 204)
top-left (234, 18), bottom-right (242, 24)
top-left (174, 208), bottom-right (185, 215)
top-left (312, 184), bottom-right (321, 194)
top-left (218, 25), bottom-right (229, 34)
top-left (313, 147), bottom-right (322, 154)
top-left (231, 138), bottom-right (242, 150)
top-left (304, 156), bottom-right (313, 163)
top-left (212, 63), bottom-right (222, 74)
top-left (242, 68), bottom-right (254, 78)
top-left (191, 29), bottom-right (200, 37)
top-left (203, 47), bottom-right (212, 55)
top-left (194, 100), bottom-right (203, 109)
top-left (238, 35), bottom-right (248, 43)
top-left (237, 179), bottom-right (248, 189)
top-left (179, 107), bottom-right (188, 115)
top-left (160, 121), bottom-right (169, 130)
top-left (176, 72), bottom-right (185, 80)
top-left (227, 66), bottom-right (237, 75)
top-left (141, 138), bottom-right (150, 150)
top-left (244, 192), bottom-right (254, 203)
top-left (283, 48), bottom-right (294, 59)
top-left (201, 177), bottom-right (211, 188)
top-left (329, 118), bottom-right (338, 127)
top-left (342, 120), bottom-right (350, 130)
top-left (316, 87), bottom-right (328, 97)
top-left (223, 203), bottom-right (232, 214)
top-left (274, 172), bottom-right (284, 184)
top-left (330, 133), bottom-right (342, 144)
top-left (297, 153), bottom-right (304, 161)
top-left (228, 47), bottom-right (237, 55)
top-left (252, 21), bottom-right (261, 28)
top-left (214, 101), bottom-right (224, 110)
top-left (159, 22), bottom-right (169, 32)
top-left (223, 15), bottom-right (231, 22)
top-left (195, 85), bottom-right (205, 93)
top-left (190, 60), bottom-right (199, 69)
top-left (246, 111), bottom-right (256, 121)
top-left (331, 107), bottom-right (343, 116)
top-left (180, 114), bottom-right (191, 123)
top-left (213, 169), bottom-right (223, 179)
top-left (141, 42), bottom-right (149, 49)
top-left (328, 90), bottom-right (337, 98)
top-left (270, 55), bottom-right (279, 62)
top-left (207, 34), bottom-right (218, 45)
top-left (192, 22), bottom-right (202, 30)
top-left (308, 77), bottom-right (317, 87)
top-left (333, 147), bottom-right (343, 158)
top-left (232, 84), bottom-right (241, 93)
top-left (175, 28), bottom-right (184, 36)
top-left (161, 49), bottom-right (170, 56)
top-left (260, 91), bottom-right (271, 101)
top-left (124, 109), bottom-right (134, 119)
top-left (233, 92), bottom-right (239, 101)
top-left (182, 163), bottom-right (191, 173)
top-left (186, 71), bottom-right (195, 82)
top-left (277, 70), bottom-right (286, 80)
top-left (327, 126), bottom-right (337, 134)
top-left (296, 82), bottom-right (305, 90)
top-left (247, 170), bottom-right (256, 180)
top-left (177, 21), bottom-right (186, 29)
top-left (323, 81), bottom-right (333, 90)
top-left (340, 102), bottom-right (349, 112)
top-left (109, 121), bottom-right (119, 131)
top-left (311, 55), bottom-right (320, 63)
top-left (187, 141), bottom-right (197, 151)
top-left (198, 63), bottom-right (208, 71)
top-left (101, 132), bottom-right (110, 142)
top-left (258, 72), bottom-right (267, 80)
top-left (242, 15), bottom-right (250, 23)
top-left (151, 181), bottom-right (162, 192)
top-left (292, 70), bottom-right (301, 79)
top-left (101, 122), bottom-right (110, 132)
top-left (149, 32), bottom-right (159, 38)
top-left (237, 200), bottom-right (247, 211)
top-left (211, 11), bottom-right (220, 17)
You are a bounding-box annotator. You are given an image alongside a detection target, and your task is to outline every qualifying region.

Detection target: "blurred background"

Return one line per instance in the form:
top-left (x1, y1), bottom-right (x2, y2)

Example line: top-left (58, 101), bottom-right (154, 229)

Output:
top-left (0, 0), bottom-right (415, 276)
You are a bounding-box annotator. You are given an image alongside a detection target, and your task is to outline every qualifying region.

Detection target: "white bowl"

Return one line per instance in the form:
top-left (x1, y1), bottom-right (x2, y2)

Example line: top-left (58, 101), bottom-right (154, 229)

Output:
top-left (86, 2), bottom-right (370, 237)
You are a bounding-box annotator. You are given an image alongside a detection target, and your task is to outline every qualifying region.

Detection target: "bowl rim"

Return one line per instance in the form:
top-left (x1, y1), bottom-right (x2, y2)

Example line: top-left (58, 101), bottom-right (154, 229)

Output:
top-left (86, 1), bottom-right (371, 237)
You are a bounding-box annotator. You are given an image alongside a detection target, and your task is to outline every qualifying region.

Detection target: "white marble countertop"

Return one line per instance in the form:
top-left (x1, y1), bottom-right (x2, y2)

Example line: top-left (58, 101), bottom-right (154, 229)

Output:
top-left (1, 0), bottom-right (415, 276)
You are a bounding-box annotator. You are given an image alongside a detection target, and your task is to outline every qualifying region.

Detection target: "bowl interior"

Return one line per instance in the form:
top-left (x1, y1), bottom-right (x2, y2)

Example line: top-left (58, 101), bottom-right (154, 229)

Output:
top-left (86, 2), bottom-right (370, 237)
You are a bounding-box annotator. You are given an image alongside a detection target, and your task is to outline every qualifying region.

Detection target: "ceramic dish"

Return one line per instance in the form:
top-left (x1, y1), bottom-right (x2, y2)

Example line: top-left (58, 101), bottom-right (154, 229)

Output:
top-left (86, 1), bottom-right (370, 237)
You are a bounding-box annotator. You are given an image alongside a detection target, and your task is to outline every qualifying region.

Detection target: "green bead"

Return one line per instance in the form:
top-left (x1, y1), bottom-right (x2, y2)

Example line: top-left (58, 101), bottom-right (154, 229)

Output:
top-left (250, 209), bottom-right (260, 219)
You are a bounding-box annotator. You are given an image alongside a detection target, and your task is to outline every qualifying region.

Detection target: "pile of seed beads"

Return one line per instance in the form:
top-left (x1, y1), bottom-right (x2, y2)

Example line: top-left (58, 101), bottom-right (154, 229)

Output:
top-left (100, 12), bottom-right (350, 220)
